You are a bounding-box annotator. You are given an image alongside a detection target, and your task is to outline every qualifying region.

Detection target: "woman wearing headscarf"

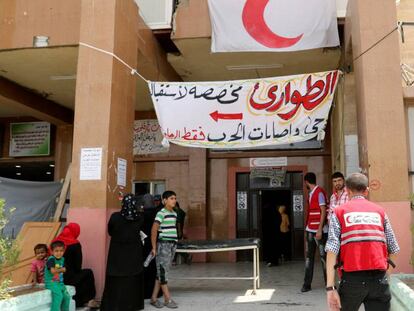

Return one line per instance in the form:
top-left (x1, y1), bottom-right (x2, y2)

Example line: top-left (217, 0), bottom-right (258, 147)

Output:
top-left (101, 194), bottom-right (144, 311)
top-left (141, 193), bottom-right (160, 299)
top-left (52, 222), bottom-right (98, 309)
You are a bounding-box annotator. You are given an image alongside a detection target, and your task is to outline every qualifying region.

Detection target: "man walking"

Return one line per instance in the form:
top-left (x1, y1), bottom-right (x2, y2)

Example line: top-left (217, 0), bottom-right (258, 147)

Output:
top-left (301, 172), bottom-right (328, 292)
top-left (326, 173), bottom-right (399, 311)
top-left (328, 172), bottom-right (349, 221)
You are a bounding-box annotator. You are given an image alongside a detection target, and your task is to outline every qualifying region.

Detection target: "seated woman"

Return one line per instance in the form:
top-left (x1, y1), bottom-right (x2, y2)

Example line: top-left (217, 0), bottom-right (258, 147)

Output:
top-left (53, 222), bottom-right (99, 309)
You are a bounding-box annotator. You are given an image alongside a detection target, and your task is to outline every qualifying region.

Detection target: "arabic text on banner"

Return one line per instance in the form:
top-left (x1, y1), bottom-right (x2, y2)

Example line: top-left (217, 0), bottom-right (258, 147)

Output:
top-left (149, 70), bottom-right (340, 149)
top-left (208, 0), bottom-right (339, 53)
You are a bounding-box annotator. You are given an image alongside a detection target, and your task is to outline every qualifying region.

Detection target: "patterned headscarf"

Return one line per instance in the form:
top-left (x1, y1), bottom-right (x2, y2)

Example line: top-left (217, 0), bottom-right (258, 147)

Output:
top-left (120, 193), bottom-right (140, 221)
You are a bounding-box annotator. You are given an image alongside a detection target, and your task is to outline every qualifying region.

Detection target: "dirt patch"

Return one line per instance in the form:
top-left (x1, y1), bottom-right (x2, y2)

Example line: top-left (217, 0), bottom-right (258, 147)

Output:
top-left (402, 278), bottom-right (414, 291)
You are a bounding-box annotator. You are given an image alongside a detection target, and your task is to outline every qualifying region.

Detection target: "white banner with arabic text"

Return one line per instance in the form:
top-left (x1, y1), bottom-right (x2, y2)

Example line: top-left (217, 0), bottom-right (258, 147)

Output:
top-left (149, 70), bottom-right (340, 149)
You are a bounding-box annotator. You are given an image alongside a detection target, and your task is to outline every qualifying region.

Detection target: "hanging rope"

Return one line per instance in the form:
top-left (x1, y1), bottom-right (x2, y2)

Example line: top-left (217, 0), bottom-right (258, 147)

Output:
top-left (79, 42), bottom-right (149, 82)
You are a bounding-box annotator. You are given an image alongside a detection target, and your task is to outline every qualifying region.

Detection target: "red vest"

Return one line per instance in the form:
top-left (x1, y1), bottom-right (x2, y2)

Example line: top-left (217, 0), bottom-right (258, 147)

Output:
top-left (335, 199), bottom-right (388, 272)
top-left (306, 186), bottom-right (328, 231)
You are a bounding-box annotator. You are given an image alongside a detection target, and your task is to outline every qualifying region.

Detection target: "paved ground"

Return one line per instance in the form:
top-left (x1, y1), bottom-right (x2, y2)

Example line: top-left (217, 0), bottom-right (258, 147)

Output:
top-left (76, 261), bottom-right (358, 310)
top-left (150, 260), bottom-right (329, 311)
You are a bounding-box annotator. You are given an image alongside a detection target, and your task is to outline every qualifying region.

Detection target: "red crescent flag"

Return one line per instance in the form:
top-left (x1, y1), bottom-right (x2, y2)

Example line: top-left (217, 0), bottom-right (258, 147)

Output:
top-left (207, 0), bottom-right (340, 52)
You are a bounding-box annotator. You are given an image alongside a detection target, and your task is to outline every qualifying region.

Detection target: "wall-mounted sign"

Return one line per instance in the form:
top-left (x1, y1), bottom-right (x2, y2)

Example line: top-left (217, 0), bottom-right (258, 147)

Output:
top-left (80, 148), bottom-right (102, 180)
top-left (237, 191), bottom-right (247, 210)
top-left (250, 168), bottom-right (286, 188)
top-left (133, 119), bottom-right (169, 155)
top-left (117, 158), bottom-right (127, 187)
top-left (9, 122), bottom-right (50, 157)
top-left (293, 194), bottom-right (304, 213)
top-left (249, 157), bottom-right (287, 167)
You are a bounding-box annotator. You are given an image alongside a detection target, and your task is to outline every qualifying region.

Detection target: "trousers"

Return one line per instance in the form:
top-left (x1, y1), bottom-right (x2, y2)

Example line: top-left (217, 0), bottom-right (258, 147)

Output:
top-left (303, 231), bottom-right (327, 287)
top-left (339, 270), bottom-right (391, 311)
top-left (46, 282), bottom-right (71, 311)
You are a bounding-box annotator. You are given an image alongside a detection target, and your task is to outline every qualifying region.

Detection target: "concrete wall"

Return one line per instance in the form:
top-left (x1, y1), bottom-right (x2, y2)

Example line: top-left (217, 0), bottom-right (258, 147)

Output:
top-left (0, 0), bottom-right (81, 49)
top-left (398, 0), bottom-right (414, 67)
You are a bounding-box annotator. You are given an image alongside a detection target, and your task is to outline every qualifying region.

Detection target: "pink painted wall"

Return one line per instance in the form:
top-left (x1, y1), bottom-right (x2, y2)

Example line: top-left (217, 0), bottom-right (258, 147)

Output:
top-left (379, 201), bottom-right (413, 273)
top-left (67, 207), bottom-right (118, 299)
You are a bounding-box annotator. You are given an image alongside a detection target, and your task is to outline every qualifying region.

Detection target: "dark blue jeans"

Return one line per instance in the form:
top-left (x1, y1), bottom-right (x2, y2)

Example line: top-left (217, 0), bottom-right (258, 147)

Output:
top-left (339, 271), bottom-right (391, 311)
top-left (303, 231), bottom-right (327, 287)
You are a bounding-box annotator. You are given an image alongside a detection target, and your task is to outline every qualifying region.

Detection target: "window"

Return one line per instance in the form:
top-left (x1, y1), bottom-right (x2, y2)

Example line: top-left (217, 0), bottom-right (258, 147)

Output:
top-left (133, 181), bottom-right (166, 196)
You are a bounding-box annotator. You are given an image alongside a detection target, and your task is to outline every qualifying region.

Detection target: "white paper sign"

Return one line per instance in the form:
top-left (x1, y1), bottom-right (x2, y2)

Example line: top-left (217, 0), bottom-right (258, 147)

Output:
top-left (117, 158), bottom-right (127, 187)
top-left (237, 191), bottom-right (247, 210)
top-left (150, 70), bottom-right (340, 149)
top-left (250, 157), bottom-right (287, 167)
top-left (80, 148), bottom-right (102, 180)
top-left (293, 194), bottom-right (303, 213)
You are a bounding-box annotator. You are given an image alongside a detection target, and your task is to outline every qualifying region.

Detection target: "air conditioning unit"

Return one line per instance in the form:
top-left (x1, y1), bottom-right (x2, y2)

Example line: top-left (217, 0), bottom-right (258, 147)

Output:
top-left (135, 0), bottom-right (175, 30)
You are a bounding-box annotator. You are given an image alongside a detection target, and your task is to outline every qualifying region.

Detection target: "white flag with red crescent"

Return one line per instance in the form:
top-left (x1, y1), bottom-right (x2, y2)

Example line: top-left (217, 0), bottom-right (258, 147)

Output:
top-left (208, 0), bottom-right (340, 52)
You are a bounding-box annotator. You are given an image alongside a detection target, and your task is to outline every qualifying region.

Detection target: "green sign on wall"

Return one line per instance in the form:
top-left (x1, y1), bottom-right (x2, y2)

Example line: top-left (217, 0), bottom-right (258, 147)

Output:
top-left (9, 122), bottom-right (50, 157)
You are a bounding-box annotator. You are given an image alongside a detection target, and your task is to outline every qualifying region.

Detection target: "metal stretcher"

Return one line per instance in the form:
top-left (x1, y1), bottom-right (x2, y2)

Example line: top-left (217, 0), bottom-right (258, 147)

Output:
top-left (175, 238), bottom-right (261, 294)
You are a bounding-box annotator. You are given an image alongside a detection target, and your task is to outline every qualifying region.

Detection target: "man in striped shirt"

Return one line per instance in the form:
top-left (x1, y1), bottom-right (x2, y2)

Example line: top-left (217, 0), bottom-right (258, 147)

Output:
top-left (150, 191), bottom-right (178, 309)
top-left (328, 172), bottom-right (349, 222)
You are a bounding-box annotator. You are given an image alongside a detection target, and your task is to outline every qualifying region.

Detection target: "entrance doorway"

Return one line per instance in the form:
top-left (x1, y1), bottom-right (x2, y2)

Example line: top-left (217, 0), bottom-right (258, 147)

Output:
top-left (261, 189), bottom-right (291, 265)
top-left (236, 171), bottom-right (305, 262)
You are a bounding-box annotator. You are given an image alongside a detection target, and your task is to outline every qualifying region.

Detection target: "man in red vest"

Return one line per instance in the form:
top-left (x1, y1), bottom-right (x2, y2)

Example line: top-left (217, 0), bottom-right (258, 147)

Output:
top-left (325, 173), bottom-right (399, 311)
top-left (301, 172), bottom-right (328, 292)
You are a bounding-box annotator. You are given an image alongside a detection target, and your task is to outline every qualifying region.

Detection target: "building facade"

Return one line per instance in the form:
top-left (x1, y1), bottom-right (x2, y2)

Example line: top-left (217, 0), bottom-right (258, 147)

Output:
top-left (0, 0), bottom-right (413, 297)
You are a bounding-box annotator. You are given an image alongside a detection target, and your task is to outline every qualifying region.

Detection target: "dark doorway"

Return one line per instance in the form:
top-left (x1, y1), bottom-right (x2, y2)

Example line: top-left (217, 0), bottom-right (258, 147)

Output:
top-left (261, 190), bottom-right (291, 265)
top-left (0, 161), bottom-right (55, 181)
top-left (236, 171), bottom-right (304, 261)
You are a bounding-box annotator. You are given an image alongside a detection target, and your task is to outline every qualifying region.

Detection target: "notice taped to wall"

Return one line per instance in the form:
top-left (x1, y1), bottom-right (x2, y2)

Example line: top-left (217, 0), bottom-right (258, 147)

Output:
top-left (80, 148), bottom-right (102, 180)
top-left (117, 158), bottom-right (127, 187)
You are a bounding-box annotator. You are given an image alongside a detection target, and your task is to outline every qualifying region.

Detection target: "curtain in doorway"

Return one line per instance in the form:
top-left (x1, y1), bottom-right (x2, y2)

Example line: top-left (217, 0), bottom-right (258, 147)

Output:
top-left (0, 176), bottom-right (62, 237)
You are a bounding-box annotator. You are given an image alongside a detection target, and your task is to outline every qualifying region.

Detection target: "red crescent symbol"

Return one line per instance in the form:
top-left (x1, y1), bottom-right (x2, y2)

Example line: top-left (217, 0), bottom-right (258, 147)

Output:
top-left (242, 0), bottom-right (303, 48)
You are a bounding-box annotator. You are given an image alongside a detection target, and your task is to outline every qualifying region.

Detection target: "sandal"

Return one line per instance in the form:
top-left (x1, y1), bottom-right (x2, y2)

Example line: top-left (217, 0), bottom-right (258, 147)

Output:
top-left (164, 299), bottom-right (178, 309)
top-left (150, 299), bottom-right (164, 308)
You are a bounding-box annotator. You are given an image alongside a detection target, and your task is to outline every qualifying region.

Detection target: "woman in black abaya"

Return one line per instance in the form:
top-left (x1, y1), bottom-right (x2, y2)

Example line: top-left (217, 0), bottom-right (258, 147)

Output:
top-left (101, 194), bottom-right (144, 311)
top-left (142, 193), bottom-right (159, 299)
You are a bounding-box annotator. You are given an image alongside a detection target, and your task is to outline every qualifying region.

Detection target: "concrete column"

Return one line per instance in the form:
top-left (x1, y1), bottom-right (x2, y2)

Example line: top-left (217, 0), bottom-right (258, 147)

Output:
top-left (187, 148), bottom-right (208, 261)
top-left (68, 0), bottom-right (139, 297)
top-left (349, 0), bottom-right (412, 272)
top-left (54, 125), bottom-right (73, 181)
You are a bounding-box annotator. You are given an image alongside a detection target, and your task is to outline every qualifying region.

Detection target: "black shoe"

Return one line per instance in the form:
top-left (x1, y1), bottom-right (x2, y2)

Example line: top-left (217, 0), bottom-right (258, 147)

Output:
top-left (301, 285), bottom-right (311, 292)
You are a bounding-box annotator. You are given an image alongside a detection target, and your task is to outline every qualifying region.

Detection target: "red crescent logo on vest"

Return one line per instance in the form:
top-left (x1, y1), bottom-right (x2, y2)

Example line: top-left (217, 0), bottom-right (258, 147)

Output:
top-left (242, 0), bottom-right (303, 48)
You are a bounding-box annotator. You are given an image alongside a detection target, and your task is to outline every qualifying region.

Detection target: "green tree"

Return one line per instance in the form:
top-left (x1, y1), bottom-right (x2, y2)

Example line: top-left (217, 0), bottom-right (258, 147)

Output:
top-left (0, 198), bottom-right (19, 299)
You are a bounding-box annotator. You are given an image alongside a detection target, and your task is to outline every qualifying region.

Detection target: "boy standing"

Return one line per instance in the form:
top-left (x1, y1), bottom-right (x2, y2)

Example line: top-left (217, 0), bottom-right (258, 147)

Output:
top-left (278, 205), bottom-right (291, 261)
top-left (150, 191), bottom-right (178, 309)
top-left (45, 240), bottom-right (71, 311)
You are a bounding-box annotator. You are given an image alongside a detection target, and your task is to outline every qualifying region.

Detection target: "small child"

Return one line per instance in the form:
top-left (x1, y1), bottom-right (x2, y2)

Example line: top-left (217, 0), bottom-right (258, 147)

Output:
top-left (29, 243), bottom-right (48, 285)
top-left (45, 240), bottom-right (71, 311)
top-left (278, 205), bottom-right (291, 261)
top-left (150, 190), bottom-right (178, 309)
